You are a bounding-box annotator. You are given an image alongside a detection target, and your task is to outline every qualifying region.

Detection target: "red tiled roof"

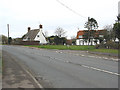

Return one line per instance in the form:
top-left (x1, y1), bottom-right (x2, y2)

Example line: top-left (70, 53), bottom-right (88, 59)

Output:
top-left (76, 30), bottom-right (106, 39)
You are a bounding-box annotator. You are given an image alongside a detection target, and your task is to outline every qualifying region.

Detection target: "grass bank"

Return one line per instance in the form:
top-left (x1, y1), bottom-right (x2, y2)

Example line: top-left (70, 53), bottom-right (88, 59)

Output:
top-left (25, 45), bottom-right (95, 50)
top-left (90, 49), bottom-right (118, 54)
top-left (24, 45), bottom-right (118, 54)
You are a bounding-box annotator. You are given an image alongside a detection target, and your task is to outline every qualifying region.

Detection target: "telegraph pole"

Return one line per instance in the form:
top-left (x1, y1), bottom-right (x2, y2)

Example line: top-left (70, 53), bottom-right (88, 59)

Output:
top-left (7, 24), bottom-right (9, 44)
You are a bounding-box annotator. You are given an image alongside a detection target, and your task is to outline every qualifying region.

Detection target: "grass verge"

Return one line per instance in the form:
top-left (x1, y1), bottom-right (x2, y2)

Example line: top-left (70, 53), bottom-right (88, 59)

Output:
top-left (90, 49), bottom-right (118, 54)
top-left (24, 45), bottom-right (118, 54)
top-left (25, 45), bottom-right (95, 50)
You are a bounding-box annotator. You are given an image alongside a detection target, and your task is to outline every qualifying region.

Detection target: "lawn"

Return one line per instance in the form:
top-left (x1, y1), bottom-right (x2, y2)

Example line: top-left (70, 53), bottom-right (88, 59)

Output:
top-left (25, 45), bottom-right (95, 50)
top-left (90, 49), bottom-right (118, 54)
top-left (24, 45), bottom-right (118, 54)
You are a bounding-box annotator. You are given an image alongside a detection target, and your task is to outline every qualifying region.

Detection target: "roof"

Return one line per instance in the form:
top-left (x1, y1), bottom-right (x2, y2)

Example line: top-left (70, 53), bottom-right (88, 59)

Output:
top-left (76, 30), bottom-right (107, 39)
top-left (23, 29), bottom-right (40, 40)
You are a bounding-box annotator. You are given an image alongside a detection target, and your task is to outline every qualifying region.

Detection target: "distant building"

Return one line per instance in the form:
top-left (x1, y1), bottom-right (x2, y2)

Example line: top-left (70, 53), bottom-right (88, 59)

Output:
top-left (23, 24), bottom-right (47, 44)
top-left (76, 30), bottom-right (107, 45)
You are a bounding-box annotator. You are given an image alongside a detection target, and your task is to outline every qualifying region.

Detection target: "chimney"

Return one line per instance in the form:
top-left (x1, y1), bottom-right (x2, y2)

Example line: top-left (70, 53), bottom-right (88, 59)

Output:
top-left (39, 24), bottom-right (43, 29)
top-left (28, 27), bottom-right (30, 32)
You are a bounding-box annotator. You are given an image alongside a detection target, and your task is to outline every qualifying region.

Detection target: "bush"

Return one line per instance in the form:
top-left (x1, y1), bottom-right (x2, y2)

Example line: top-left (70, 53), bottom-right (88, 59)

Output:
top-left (105, 41), bottom-right (118, 49)
top-left (95, 41), bottom-right (119, 49)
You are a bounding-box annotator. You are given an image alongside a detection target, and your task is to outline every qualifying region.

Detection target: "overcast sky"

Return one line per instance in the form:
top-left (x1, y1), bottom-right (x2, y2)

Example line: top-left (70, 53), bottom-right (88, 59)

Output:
top-left (0, 0), bottom-right (120, 39)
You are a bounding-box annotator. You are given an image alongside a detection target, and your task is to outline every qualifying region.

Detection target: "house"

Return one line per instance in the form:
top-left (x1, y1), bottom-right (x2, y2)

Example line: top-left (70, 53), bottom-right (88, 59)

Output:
top-left (23, 24), bottom-right (47, 44)
top-left (76, 29), bottom-right (107, 45)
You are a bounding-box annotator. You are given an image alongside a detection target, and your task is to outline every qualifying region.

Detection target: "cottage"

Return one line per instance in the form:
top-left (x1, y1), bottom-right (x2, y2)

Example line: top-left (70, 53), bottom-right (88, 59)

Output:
top-left (23, 24), bottom-right (47, 44)
top-left (76, 30), bottom-right (106, 45)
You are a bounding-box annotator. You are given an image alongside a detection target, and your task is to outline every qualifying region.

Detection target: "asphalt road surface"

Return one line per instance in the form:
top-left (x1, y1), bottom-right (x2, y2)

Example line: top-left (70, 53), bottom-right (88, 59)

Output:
top-left (2, 45), bottom-right (118, 88)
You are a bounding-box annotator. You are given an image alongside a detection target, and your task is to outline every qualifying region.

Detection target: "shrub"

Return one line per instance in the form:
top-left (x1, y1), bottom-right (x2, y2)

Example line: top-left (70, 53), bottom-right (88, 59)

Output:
top-left (95, 41), bottom-right (119, 49)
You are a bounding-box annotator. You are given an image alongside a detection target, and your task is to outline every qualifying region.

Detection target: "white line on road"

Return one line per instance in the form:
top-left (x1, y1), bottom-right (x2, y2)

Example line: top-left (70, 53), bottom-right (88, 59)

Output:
top-left (25, 70), bottom-right (44, 89)
top-left (38, 50), bottom-right (119, 76)
top-left (81, 64), bottom-right (119, 76)
top-left (66, 61), bottom-right (119, 76)
top-left (11, 55), bottom-right (44, 89)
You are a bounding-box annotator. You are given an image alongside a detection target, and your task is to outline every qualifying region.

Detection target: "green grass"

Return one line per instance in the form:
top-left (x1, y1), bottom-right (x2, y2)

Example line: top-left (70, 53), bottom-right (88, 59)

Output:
top-left (25, 45), bottom-right (95, 50)
top-left (90, 49), bottom-right (118, 54)
top-left (24, 45), bottom-right (118, 54)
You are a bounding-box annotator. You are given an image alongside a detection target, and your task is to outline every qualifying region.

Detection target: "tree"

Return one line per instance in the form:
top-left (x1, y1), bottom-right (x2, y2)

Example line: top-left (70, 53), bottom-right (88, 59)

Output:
top-left (84, 17), bottom-right (98, 31)
top-left (103, 25), bottom-right (115, 42)
top-left (44, 31), bottom-right (48, 37)
top-left (55, 27), bottom-right (66, 38)
top-left (8, 37), bottom-right (12, 44)
top-left (48, 35), bottom-right (66, 45)
top-left (84, 17), bottom-right (98, 45)
top-left (113, 22), bottom-right (120, 42)
top-left (13, 38), bottom-right (22, 45)
top-left (1, 35), bottom-right (8, 44)
top-left (71, 36), bottom-right (76, 45)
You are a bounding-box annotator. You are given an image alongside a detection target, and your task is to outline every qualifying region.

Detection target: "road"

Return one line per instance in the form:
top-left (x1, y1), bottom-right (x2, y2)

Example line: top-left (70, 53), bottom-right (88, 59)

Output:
top-left (2, 45), bottom-right (118, 88)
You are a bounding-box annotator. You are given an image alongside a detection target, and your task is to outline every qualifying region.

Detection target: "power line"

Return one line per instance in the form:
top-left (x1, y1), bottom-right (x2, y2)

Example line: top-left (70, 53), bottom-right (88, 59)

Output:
top-left (56, 0), bottom-right (87, 19)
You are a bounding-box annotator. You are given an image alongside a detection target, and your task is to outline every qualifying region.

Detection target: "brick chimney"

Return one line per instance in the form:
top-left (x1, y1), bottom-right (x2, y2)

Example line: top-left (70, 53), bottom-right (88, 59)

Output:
top-left (39, 24), bottom-right (43, 29)
top-left (28, 27), bottom-right (30, 32)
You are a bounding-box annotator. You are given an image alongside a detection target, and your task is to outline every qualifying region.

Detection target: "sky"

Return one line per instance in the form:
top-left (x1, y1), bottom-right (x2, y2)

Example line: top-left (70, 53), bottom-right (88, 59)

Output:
top-left (0, 0), bottom-right (120, 39)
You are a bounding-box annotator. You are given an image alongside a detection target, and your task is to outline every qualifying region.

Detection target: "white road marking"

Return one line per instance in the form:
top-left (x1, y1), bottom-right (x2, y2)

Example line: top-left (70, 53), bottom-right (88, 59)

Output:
top-left (103, 58), bottom-right (108, 60)
top-left (65, 61), bottom-right (119, 76)
top-left (88, 56), bottom-right (95, 58)
top-left (37, 50), bottom-right (119, 76)
top-left (81, 64), bottom-right (119, 76)
top-left (25, 70), bottom-right (44, 88)
top-left (13, 57), bottom-right (44, 89)
top-left (81, 55), bottom-right (85, 56)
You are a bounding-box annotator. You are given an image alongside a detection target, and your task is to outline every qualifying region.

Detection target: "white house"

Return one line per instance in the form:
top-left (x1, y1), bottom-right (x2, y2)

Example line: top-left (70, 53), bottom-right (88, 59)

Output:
top-left (76, 30), bottom-right (106, 45)
top-left (23, 24), bottom-right (47, 44)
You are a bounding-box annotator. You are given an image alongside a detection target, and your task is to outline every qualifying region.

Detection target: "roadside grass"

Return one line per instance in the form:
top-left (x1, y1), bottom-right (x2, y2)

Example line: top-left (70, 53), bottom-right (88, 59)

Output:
top-left (90, 49), bottom-right (118, 54)
top-left (25, 45), bottom-right (95, 50)
top-left (24, 45), bottom-right (118, 54)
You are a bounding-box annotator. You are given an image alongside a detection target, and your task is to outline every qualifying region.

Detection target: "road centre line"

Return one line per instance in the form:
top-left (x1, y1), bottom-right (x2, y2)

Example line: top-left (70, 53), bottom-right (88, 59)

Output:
top-left (27, 50), bottom-right (119, 76)
top-left (40, 54), bottom-right (119, 76)
top-left (68, 61), bottom-right (119, 76)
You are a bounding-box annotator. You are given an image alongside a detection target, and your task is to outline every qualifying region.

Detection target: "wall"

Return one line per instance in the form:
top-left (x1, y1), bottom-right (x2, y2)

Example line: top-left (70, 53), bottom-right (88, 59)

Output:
top-left (21, 41), bottom-right (40, 45)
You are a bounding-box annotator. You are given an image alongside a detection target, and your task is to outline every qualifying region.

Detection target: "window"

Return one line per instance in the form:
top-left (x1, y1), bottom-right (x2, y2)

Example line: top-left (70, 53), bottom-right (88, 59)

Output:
top-left (79, 35), bottom-right (83, 38)
top-left (37, 35), bottom-right (39, 37)
top-left (99, 35), bottom-right (103, 37)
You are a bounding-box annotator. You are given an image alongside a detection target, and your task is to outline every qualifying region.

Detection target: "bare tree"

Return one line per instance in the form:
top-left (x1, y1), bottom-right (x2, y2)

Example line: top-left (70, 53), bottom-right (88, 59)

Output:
top-left (103, 25), bottom-right (113, 31)
top-left (55, 27), bottom-right (66, 38)
top-left (71, 35), bottom-right (76, 39)
top-left (44, 31), bottom-right (48, 37)
top-left (104, 25), bottom-right (115, 41)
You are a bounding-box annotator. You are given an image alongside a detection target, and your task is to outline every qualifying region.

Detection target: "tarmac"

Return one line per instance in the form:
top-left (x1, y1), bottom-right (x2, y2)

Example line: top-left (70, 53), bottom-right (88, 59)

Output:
top-left (2, 51), bottom-right (42, 89)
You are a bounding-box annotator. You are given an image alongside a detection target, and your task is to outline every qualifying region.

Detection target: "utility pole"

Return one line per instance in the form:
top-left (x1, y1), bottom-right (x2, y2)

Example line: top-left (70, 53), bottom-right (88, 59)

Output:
top-left (88, 17), bottom-right (90, 46)
top-left (7, 24), bottom-right (9, 44)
